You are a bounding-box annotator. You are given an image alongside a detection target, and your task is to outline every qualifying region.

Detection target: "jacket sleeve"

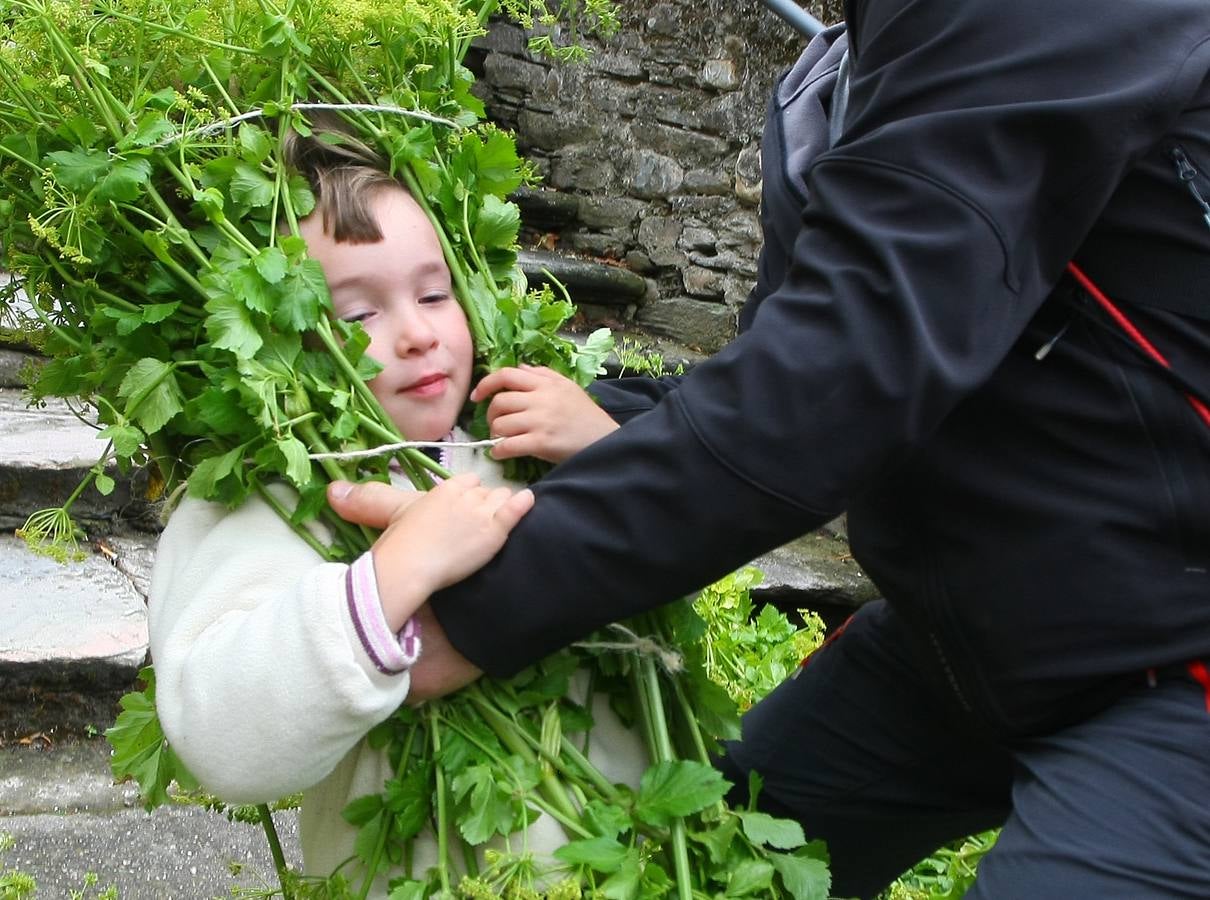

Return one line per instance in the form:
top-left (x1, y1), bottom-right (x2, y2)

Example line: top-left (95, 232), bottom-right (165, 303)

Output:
top-left (588, 375), bottom-right (686, 424)
top-left (149, 489), bottom-right (412, 804)
top-left (432, 0), bottom-right (1210, 677)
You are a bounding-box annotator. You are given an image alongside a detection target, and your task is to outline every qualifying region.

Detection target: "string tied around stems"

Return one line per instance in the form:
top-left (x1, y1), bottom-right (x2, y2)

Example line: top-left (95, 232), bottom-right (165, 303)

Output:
top-left (575, 623), bottom-right (684, 675)
top-left (307, 438), bottom-right (501, 461)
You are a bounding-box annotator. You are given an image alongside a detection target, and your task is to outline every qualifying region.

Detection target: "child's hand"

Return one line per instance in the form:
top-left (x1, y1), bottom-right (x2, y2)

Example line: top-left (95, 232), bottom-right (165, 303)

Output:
top-left (368, 474), bottom-right (534, 630)
top-left (471, 365), bottom-right (620, 463)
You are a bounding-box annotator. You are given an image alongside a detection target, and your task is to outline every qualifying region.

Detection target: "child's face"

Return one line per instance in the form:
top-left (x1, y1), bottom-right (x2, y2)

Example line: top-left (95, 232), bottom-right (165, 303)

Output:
top-left (300, 186), bottom-right (473, 442)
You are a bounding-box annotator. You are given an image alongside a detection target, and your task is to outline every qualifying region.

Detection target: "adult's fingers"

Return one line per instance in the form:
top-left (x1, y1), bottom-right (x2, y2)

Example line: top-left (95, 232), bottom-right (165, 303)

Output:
top-left (327, 480), bottom-right (420, 528)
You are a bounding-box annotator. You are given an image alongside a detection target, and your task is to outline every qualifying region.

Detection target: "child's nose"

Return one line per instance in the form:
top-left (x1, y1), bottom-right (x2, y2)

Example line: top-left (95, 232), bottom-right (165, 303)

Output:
top-left (393, 310), bottom-right (438, 356)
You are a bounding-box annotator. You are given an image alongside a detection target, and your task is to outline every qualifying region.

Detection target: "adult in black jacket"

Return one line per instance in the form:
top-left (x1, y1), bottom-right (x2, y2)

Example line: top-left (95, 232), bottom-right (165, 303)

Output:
top-left (331, 1), bottom-right (1210, 895)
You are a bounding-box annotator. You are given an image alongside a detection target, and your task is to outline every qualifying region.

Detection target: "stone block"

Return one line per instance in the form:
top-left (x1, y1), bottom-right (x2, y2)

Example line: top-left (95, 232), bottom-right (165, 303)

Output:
top-left (549, 145), bottom-right (619, 192)
top-left (701, 58), bottom-right (740, 92)
top-left (0, 534), bottom-right (149, 689)
top-left (642, 122), bottom-right (728, 165)
top-left (637, 296), bottom-right (736, 353)
top-left (577, 196), bottom-right (644, 229)
top-left (683, 168), bottom-right (733, 195)
top-left (627, 149), bottom-right (685, 199)
top-left (636, 215), bottom-right (685, 267)
top-left (682, 266), bottom-right (727, 299)
top-left (483, 54), bottom-right (550, 95)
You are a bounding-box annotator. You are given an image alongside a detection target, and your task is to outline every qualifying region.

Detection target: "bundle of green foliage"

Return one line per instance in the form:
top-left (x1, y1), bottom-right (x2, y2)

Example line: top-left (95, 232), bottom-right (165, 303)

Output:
top-left (0, 2), bottom-right (832, 897)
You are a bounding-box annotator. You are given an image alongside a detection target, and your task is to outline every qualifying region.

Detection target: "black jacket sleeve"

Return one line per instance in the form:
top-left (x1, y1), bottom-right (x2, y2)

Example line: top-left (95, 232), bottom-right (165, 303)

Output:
top-left (432, 0), bottom-right (1210, 677)
top-left (587, 375), bottom-right (686, 424)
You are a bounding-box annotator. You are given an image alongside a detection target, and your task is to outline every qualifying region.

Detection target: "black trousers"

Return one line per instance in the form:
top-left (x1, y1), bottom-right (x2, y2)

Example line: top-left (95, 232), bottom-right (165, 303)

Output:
top-left (718, 601), bottom-right (1210, 899)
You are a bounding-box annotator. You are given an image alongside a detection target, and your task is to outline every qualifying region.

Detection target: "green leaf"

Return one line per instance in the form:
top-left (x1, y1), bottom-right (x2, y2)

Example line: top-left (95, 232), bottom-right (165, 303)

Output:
top-left (286, 174), bottom-right (316, 218)
top-left (230, 161), bottom-right (275, 208)
top-left (142, 302), bottom-right (180, 324)
top-left (254, 246), bottom-right (288, 284)
top-left (726, 859), bottom-right (775, 897)
top-left (553, 837), bottom-right (630, 873)
top-left (466, 129), bottom-right (525, 197)
top-left (451, 764), bottom-right (518, 844)
top-left (105, 667), bottom-right (195, 811)
top-left (738, 811), bottom-right (806, 850)
top-left (205, 294), bottom-right (264, 358)
top-left (635, 760), bottom-right (730, 828)
top-left (770, 850), bottom-right (832, 900)
top-left (117, 358), bottom-right (184, 434)
top-left (689, 811), bottom-right (740, 865)
top-left (225, 264), bottom-right (275, 315)
top-left (473, 194), bottom-right (520, 251)
top-left (598, 848), bottom-right (643, 900)
top-left (46, 148), bottom-right (109, 192)
top-left (95, 157), bottom-right (152, 203)
top-left (130, 111), bottom-right (175, 148)
top-left (273, 259), bottom-right (328, 332)
top-left (99, 424), bottom-right (145, 458)
top-left (239, 123), bottom-right (273, 163)
top-left (583, 797), bottom-right (634, 840)
top-left (341, 793), bottom-right (384, 827)
top-left (277, 435), bottom-right (312, 486)
top-left (187, 446), bottom-right (244, 499)
top-left (192, 388), bottom-right (256, 435)
top-left (383, 765), bottom-right (432, 843)
top-left (94, 472), bottom-right (116, 496)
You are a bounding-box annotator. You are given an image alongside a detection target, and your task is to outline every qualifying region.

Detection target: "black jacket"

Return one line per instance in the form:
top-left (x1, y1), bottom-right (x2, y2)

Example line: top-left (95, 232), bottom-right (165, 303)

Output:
top-left (434, 0), bottom-right (1210, 734)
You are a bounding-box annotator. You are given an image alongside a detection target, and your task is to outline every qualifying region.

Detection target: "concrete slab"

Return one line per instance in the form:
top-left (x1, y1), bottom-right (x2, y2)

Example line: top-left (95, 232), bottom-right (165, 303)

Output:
top-left (0, 535), bottom-right (148, 689)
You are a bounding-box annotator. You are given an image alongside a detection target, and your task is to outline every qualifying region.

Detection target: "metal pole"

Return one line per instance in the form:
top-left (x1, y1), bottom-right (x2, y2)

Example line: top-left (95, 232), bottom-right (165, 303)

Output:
top-left (758, 0), bottom-right (827, 38)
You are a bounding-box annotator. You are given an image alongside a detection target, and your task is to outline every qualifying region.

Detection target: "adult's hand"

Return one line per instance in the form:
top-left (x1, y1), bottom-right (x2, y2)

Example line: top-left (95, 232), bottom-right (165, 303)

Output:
top-left (404, 603), bottom-right (483, 702)
top-left (327, 479), bottom-right (485, 700)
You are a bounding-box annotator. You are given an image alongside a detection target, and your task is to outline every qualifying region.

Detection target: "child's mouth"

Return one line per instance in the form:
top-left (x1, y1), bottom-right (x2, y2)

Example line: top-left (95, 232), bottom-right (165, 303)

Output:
top-left (403, 373), bottom-right (447, 397)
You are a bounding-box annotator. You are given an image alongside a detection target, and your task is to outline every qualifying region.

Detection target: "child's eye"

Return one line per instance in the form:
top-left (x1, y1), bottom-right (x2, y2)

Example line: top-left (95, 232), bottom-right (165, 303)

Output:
top-left (419, 292), bottom-right (451, 305)
top-left (340, 310), bottom-right (373, 324)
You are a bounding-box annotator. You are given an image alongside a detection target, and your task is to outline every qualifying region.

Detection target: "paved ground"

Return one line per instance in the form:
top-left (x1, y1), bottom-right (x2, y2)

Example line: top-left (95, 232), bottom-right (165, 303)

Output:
top-left (1, 737), bottom-right (301, 898)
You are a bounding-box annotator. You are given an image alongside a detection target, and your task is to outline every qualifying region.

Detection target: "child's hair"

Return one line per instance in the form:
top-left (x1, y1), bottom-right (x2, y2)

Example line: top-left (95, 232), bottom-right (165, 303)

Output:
top-left (282, 113), bottom-right (401, 243)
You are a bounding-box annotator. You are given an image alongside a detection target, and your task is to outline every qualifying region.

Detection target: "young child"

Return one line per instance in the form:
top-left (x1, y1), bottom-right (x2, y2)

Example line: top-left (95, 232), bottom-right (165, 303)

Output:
top-left (148, 125), bottom-right (644, 894)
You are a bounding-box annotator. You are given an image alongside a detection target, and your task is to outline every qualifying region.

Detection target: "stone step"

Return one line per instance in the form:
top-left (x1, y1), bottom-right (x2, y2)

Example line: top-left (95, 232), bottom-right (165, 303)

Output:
top-left (0, 532), bottom-right (154, 692)
top-left (0, 386), bottom-right (157, 532)
top-left (519, 248), bottom-right (650, 308)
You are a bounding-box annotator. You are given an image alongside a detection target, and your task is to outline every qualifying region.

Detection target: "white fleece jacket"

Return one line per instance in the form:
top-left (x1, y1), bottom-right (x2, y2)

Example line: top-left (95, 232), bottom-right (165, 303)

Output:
top-left (149, 434), bottom-right (647, 892)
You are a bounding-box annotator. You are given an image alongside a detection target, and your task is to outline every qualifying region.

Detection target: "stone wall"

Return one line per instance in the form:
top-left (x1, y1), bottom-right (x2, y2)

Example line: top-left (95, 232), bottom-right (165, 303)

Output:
top-left (472, 2), bottom-right (840, 353)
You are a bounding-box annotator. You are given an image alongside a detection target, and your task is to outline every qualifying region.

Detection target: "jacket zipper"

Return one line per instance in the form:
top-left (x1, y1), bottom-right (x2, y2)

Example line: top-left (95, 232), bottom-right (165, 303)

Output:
top-left (1169, 145), bottom-right (1210, 233)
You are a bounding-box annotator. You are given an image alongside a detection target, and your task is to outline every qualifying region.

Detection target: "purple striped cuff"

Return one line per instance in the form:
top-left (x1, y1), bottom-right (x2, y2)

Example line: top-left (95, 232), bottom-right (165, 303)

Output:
top-left (346, 552), bottom-right (422, 675)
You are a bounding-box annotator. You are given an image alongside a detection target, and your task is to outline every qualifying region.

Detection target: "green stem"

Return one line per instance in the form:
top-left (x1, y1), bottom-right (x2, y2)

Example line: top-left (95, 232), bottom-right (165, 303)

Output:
top-left (395, 166), bottom-right (488, 351)
top-left (255, 481), bottom-right (343, 561)
top-left (114, 215), bottom-right (210, 300)
top-left (200, 56), bottom-right (241, 115)
top-left (257, 804), bottom-right (294, 900)
top-left (39, 21), bottom-right (123, 139)
top-left (428, 705), bottom-right (453, 895)
top-left (467, 685), bottom-right (584, 827)
top-left (640, 655), bottom-right (693, 900)
top-left (96, 5), bottom-right (255, 54)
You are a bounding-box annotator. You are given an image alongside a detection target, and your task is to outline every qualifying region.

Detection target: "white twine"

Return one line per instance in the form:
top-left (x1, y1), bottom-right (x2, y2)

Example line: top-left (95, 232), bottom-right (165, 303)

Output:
top-left (574, 623), bottom-right (685, 675)
top-left (308, 438), bottom-right (502, 461)
top-left (154, 102), bottom-right (461, 148)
